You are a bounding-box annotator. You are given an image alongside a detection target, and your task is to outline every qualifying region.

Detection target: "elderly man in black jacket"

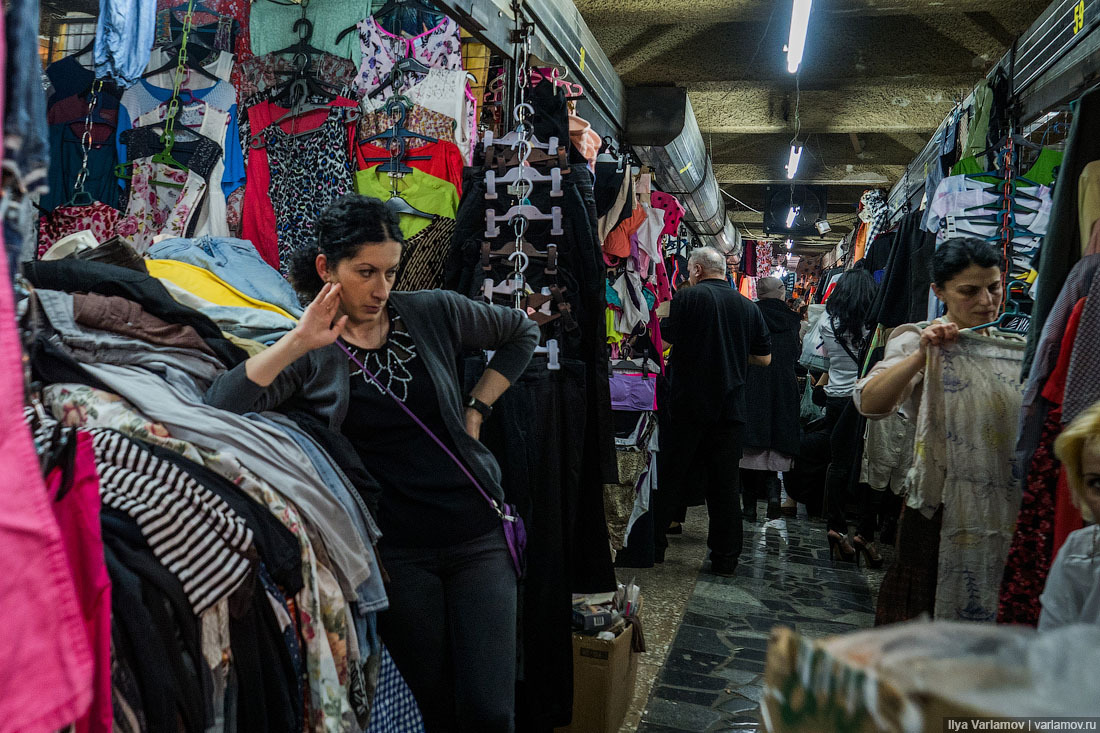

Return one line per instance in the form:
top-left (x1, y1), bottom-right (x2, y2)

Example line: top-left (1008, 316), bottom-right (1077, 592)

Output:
top-left (654, 248), bottom-right (772, 576)
top-left (740, 277), bottom-right (802, 521)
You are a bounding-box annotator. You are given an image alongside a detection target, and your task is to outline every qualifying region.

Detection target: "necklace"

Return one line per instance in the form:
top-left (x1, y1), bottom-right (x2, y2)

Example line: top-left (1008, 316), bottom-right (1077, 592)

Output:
top-left (344, 311), bottom-right (418, 402)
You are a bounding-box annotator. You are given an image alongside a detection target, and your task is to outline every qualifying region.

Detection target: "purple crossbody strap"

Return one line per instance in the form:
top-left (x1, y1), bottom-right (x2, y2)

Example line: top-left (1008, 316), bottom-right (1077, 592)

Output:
top-left (337, 341), bottom-right (514, 523)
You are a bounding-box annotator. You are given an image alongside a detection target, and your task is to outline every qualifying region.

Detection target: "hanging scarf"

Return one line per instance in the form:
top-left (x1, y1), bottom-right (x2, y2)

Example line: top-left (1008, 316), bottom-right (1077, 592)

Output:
top-left (860, 189), bottom-right (890, 250)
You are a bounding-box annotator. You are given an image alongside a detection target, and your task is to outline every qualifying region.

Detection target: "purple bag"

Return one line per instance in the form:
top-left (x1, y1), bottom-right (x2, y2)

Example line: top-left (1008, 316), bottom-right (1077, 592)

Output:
top-left (338, 342), bottom-right (527, 579)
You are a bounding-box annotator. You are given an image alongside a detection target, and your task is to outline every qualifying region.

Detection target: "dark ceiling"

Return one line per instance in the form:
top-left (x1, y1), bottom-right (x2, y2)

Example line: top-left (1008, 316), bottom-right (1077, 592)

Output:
top-left (576, 0), bottom-right (1048, 253)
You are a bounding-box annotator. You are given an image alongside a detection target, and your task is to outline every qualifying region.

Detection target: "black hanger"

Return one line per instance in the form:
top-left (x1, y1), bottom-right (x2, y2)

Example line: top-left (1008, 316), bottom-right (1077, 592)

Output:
top-left (273, 18), bottom-right (327, 59)
top-left (366, 56), bottom-right (432, 101)
top-left (270, 53), bottom-right (342, 108)
top-left (373, 0), bottom-right (439, 21)
top-left (143, 44), bottom-right (220, 83)
top-left (359, 97), bottom-right (437, 145)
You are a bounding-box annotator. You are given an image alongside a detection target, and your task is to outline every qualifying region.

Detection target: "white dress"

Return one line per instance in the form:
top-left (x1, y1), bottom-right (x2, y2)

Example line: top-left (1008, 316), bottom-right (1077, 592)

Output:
top-left (856, 324), bottom-right (1026, 622)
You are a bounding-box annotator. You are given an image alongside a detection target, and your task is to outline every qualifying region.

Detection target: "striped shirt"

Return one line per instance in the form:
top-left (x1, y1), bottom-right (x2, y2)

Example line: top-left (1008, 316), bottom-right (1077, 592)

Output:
top-left (88, 428), bottom-right (254, 613)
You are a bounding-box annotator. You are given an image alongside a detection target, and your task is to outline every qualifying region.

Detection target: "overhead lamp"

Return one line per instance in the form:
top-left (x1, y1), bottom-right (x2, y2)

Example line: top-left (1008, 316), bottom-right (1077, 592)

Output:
top-left (815, 219), bottom-right (832, 235)
top-left (786, 239), bottom-right (793, 250)
top-left (786, 0), bottom-right (813, 74)
top-left (785, 206), bottom-right (800, 229)
top-left (785, 145), bottom-right (803, 179)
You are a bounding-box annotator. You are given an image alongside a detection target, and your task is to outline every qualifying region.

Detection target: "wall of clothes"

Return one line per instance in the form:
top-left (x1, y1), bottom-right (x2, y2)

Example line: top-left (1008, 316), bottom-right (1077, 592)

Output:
top-left (802, 61), bottom-right (1100, 629)
top-left (0, 0), bottom-right (701, 729)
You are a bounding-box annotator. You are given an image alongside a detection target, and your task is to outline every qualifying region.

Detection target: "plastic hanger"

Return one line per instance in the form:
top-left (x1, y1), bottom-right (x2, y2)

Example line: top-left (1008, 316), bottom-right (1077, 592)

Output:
top-left (485, 165), bottom-right (562, 199)
top-left (143, 44), bottom-right (219, 83)
top-left (968, 280), bottom-right (1031, 332)
top-left (485, 204), bottom-right (564, 238)
top-left (360, 97), bottom-right (437, 145)
top-left (273, 18), bottom-right (327, 58)
top-left (366, 56), bottom-right (432, 101)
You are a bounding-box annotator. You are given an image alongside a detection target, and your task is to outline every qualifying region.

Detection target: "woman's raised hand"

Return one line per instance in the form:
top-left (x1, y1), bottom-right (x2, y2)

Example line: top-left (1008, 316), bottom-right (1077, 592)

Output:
top-left (292, 283), bottom-right (349, 352)
top-left (918, 321), bottom-right (959, 353)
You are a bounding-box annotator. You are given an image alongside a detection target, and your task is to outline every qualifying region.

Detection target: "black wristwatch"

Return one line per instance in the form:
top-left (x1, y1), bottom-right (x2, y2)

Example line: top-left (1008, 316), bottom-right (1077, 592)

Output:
top-left (466, 396), bottom-right (493, 419)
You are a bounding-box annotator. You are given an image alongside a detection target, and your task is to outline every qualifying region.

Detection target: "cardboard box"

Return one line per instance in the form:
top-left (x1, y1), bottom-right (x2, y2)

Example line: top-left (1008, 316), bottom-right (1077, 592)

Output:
top-left (555, 625), bottom-right (639, 733)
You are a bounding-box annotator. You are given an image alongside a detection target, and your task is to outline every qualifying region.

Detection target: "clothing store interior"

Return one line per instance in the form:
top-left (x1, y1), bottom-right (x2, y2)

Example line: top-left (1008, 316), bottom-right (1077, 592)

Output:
top-left (5, 0), bottom-right (1100, 730)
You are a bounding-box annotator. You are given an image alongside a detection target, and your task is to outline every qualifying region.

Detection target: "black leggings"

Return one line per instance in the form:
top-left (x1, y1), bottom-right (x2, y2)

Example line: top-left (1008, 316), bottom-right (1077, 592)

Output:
top-left (824, 396), bottom-right (879, 539)
top-left (379, 529), bottom-right (517, 732)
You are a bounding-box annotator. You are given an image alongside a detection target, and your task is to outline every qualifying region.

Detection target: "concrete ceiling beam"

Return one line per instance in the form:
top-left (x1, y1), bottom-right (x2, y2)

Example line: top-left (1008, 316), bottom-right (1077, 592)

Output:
top-left (714, 162), bottom-right (906, 186)
top-left (575, 0), bottom-right (1047, 27)
top-left (688, 77), bottom-right (973, 134)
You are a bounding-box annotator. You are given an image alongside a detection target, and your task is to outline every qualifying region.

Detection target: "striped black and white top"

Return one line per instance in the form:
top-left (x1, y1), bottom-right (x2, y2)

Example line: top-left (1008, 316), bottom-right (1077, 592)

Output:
top-left (88, 428), bottom-right (255, 614)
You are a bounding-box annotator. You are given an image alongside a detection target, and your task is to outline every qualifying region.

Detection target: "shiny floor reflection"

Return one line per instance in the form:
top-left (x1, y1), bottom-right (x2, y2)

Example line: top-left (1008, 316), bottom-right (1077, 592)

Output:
top-left (636, 510), bottom-right (882, 733)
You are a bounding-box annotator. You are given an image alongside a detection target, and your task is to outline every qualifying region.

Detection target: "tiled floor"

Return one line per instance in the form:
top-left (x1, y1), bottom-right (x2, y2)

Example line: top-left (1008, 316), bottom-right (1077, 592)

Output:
top-left (632, 508), bottom-right (888, 733)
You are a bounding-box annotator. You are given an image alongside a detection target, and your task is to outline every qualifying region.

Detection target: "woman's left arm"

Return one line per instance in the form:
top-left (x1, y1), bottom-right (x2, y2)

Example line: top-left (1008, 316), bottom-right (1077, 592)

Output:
top-left (444, 292), bottom-right (539, 437)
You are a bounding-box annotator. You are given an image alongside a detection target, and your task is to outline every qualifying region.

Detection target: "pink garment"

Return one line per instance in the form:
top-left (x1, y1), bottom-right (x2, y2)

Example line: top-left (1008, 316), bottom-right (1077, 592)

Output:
top-left (651, 190), bottom-right (685, 238)
top-left (654, 258), bottom-right (674, 304)
top-left (51, 432), bottom-right (112, 733)
top-left (241, 97), bottom-right (359, 269)
top-left (0, 235), bottom-right (94, 729)
top-left (647, 300), bottom-right (667, 374)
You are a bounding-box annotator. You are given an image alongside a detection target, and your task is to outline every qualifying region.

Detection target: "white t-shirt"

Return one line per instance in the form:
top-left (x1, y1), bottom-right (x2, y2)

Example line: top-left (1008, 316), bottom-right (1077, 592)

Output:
top-left (1039, 524), bottom-right (1100, 632)
top-left (820, 315), bottom-right (862, 398)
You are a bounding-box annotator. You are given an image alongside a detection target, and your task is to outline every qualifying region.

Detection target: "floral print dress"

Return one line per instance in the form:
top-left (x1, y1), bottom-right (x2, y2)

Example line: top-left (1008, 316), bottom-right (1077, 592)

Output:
top-left (353, 15), bottom-right (462, 105)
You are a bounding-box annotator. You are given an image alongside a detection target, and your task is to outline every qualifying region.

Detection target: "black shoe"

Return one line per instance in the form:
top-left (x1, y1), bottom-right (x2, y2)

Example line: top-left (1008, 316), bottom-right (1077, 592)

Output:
top-left (766, 499), bottom-right (783, 519)
top-left (710, 557), bottom-right (738, 577)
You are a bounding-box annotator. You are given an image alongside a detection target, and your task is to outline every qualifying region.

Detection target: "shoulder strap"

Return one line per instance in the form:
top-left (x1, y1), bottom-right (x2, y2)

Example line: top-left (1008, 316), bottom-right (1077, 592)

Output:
top-left (830, 316), bottom-right (861, 365)
top-left (337, 341), bottom-right (508, 520)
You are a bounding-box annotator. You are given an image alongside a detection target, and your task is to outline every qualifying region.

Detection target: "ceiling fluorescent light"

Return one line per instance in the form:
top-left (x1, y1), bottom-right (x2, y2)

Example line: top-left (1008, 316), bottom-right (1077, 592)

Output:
top-left (786, 239), bottom-right (793, 250)
top-left (787, 0), bottom-right (813, 74)
top-left (786, 145), bottom-right (803, 179)
top-left (785, 207), bottom-right (799, 228)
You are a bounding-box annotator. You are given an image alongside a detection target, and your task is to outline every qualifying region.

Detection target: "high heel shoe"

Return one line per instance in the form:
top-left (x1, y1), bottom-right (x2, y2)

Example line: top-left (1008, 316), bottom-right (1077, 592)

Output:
top-left (827, 530), bottom-right (857, 563)
top-left (852, 535), bottom-right (884, 569)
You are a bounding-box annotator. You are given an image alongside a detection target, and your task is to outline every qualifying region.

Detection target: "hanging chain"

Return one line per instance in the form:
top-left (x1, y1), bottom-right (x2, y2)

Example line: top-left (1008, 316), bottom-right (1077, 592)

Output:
top-left (71, 78), bottom-right (105, 200)
top-left (509, 1), bottom-right (533, 309)
top-left (162, 0), bottom-right (198, 150)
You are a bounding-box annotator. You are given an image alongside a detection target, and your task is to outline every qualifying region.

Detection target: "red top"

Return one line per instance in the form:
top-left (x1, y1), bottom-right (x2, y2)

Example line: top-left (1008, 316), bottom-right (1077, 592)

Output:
top-left (350, 137), bottom-right (465, 197)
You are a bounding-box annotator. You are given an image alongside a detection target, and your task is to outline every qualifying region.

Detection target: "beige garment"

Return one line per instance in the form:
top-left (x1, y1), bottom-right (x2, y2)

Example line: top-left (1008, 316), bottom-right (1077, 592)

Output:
top-left (906, 330), bottom-right (1025, 622)
top-left (853, 321), bottom-right (934, 420)
top-left (1080, 161), bottom-right (1100, 254)
top-left (222, 331), bottom-right (267, 356)
top-left (860, 412), bottom-right (915, 492)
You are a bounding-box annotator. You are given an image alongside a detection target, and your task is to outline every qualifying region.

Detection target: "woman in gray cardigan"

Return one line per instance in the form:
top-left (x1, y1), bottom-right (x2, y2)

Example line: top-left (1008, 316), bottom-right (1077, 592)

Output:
top-left (205, 195), bottom-right (538, 732)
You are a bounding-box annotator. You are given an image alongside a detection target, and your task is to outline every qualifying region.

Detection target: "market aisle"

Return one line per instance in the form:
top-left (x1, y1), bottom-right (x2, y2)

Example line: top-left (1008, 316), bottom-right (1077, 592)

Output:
top-left (628, 507), bottom-right (884, 733)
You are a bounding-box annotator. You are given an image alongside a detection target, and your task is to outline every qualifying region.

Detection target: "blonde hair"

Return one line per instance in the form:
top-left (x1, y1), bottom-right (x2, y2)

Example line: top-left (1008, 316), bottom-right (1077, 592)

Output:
top-left (1054, 400), bottom-right (1100, 523)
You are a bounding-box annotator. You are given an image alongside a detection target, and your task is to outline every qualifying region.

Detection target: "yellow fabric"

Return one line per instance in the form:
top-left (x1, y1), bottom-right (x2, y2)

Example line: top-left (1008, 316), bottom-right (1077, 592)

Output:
top-left (353, 167), bottom-right (459, 239)
top-left (1078, 161), bottom-right (1100, 255)
top-left (145, 260), bottom-right (297, 320)
top-left (222, 332), bottom-right (268, 356)
top-left (606, 309), bottom-right (624, 345)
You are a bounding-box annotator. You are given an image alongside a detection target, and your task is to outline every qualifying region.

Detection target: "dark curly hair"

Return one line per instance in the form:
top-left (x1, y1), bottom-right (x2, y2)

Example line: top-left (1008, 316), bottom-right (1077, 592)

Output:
top-left (289, 194), bottom-right (405, 301)
top-left (932, 237), bottom-right (1003, 287)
